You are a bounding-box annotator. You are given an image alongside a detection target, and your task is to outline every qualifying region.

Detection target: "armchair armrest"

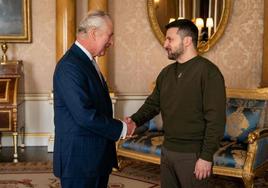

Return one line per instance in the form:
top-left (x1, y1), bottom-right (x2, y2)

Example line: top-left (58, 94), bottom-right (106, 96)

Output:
top-left (248, 128), bottom-right (268, 144)
top-left (245, 128), bottom-right (268, 174)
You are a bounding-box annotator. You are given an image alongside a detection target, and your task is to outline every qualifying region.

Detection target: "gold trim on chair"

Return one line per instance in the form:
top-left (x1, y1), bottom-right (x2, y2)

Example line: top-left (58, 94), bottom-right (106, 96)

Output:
top-left (226, 88), bottom-right (268, 100)
top-left (213, 166), bottom-right (243, 178)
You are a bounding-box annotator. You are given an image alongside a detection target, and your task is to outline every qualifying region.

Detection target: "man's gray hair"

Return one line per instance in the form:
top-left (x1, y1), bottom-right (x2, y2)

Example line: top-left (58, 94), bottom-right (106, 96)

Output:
top-left (77, 10), bottom-right (111, 34)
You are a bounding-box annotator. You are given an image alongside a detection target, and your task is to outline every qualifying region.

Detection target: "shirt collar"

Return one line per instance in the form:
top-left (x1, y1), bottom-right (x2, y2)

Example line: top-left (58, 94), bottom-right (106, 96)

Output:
top-left (75, 40), bottom-right (93, 61)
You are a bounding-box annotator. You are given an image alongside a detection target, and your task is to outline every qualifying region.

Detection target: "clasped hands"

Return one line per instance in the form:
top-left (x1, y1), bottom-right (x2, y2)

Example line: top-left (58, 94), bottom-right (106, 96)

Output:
top-left (123, 117), bottom-right (137, 138)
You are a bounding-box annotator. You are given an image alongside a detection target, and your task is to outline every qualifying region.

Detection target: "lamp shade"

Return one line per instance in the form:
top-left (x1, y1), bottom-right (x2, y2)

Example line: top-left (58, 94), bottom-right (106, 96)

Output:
top-left (195, 18), bottom-right (204, 28)
top-left (206, 18), bottom-right (214, 27)
top-left (169, 18), bottom-right (176, 23)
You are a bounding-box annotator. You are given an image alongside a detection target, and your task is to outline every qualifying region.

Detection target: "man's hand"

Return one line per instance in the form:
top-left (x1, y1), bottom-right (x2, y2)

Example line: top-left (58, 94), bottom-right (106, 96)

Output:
top-left (194, 158), bottom-right (212, 180)
top-left (124, 117), bottom-right (137, 137)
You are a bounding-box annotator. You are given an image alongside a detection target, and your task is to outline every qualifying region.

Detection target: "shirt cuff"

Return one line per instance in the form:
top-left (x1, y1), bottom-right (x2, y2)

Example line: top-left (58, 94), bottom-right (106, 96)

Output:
top-left (120, 120), bottom-right (127, 139)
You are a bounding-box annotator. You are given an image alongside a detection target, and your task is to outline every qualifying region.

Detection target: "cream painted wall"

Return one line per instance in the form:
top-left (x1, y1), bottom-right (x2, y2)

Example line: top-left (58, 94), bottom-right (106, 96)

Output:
top-left (109, 0), bottom-right (264, 95)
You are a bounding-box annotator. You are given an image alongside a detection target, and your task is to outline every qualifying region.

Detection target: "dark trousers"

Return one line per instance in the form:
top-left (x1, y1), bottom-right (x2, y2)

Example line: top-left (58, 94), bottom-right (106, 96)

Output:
top-left (160, 146), bottom-right (210, 188)
top-left (60, 175), bottom-right (109, 188)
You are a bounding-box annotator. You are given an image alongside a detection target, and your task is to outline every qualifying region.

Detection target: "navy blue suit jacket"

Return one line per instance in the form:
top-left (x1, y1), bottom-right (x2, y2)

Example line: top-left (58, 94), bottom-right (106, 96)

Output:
top-left (53, 44), bottom-right (122, 178)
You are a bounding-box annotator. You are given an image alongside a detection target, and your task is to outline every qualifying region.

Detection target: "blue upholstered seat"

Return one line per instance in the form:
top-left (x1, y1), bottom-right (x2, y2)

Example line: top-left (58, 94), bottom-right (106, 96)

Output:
top-left (120, 98), bottom-right (267, 163)
top-left (213, 141), bottom-right (247, 169)
top-left (253, 137), bottom-right (268, 169)
top-left (120, 131), bottom-right (163, 156)
top-left (224, 98), bottom-right (266, 143)
top-left (117, 88), bottom-right (268, 188)
top-left (118, 115), bottom-right (163, 157)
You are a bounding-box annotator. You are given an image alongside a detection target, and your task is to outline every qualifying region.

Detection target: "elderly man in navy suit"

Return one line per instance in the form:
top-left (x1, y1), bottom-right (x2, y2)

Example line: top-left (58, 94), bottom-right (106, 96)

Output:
top-left (53, 10), bottom-right (136, 188)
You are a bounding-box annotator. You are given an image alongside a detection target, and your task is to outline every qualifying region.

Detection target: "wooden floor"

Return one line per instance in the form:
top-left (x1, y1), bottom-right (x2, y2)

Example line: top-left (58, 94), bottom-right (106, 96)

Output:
top-left (0, 146), bottom-right (53, 163)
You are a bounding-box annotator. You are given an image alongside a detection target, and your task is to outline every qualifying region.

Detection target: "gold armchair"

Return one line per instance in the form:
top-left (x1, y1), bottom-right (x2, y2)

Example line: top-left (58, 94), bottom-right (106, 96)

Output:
top-left (213, 88), bottom-right (268, 188)
top-left (117, 88), bottom-right (268, 188)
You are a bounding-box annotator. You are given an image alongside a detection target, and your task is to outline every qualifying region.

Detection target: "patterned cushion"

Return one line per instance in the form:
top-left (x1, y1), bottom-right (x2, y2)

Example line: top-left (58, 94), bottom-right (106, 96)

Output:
top-left (213, 141), bottom-right (247, 169)
top-left (223, 99), bottom-right (266, 143)
top-left (253, 137), bottom-right (268, 169)
top-left (120, 131), bottom-right (164, 156)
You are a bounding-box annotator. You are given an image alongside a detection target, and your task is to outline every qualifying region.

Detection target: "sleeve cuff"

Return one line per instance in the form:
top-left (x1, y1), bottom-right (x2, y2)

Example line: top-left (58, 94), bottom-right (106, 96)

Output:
top-left (200, 152), bottom-right (213, 162)
top-left (120, 120), bottom-right (127, 139)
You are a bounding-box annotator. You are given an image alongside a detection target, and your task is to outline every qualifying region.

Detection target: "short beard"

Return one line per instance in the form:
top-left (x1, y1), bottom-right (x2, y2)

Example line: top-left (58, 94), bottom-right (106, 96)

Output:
top-left (166, 42), bottom-right (184, 60)
top-left (168, 52), bottom-right (180, 60)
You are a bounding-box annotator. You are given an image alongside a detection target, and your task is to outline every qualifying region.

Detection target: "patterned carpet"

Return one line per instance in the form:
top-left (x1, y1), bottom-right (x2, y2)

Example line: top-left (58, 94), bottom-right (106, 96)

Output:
top-left (0, 161), bottom-right (52, 174)
top-left (117, 159), bottom-right (268, 188)
top-left (0, 161), bottom-right (160, 188)
top-left (0, 160), bottom-right (267, 188)
top-left (0, 173), bottom-right (159, 188)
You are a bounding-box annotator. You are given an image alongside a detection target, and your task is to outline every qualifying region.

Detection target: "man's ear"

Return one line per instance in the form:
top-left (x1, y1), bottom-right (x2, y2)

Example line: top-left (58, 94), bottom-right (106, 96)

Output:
top-left (183, 36), bottom-right (193, 47)
top-left (88, 27), bottom-right (97, 40)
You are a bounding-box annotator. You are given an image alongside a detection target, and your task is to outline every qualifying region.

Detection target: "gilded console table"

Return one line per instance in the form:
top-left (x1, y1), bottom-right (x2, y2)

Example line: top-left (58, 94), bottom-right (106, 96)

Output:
top-left (0, 61), bottom-right (25, 162)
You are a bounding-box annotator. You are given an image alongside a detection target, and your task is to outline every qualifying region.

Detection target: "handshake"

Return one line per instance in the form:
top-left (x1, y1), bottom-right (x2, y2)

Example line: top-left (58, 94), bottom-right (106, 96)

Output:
top-left (123, 117), bottom-right (137, 138)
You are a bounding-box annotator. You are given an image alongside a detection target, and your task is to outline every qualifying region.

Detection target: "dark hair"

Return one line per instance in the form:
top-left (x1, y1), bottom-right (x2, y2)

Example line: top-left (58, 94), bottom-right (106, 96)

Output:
top-left (165, 19), bottom-right (198, 48)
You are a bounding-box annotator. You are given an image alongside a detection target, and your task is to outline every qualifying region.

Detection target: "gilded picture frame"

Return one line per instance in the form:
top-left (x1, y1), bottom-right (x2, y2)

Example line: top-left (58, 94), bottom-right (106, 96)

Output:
top-left (0, 0), bottom-right (31, 43)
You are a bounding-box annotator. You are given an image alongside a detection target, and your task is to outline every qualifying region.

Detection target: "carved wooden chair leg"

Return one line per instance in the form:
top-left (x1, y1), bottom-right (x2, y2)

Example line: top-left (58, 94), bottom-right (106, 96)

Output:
top-left (112, 158), bottom-right (124, 172)
top-left (117, 158), bottom-right (124, 170)
top-left (242, 175), bottom-right (254, 188)
top-left (12, 132), bottom-right (18, 162)
top-left (117, 157), bottom-right (132, 171)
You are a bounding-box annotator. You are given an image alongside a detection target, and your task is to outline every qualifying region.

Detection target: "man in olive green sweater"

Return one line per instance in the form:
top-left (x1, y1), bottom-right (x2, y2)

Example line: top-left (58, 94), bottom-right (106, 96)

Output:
top-left (125, 19), bottom-right (226, 188)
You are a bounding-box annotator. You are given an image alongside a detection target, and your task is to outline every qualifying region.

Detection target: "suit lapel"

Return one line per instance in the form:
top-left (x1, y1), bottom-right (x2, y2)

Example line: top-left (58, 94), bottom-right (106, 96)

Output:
top-left (70, 44), bottom-right (109, 94)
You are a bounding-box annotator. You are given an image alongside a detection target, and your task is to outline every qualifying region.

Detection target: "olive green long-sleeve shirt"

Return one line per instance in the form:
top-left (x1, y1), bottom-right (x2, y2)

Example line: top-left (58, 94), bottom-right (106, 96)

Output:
top-left (131, 55), bottom-right (226, 162)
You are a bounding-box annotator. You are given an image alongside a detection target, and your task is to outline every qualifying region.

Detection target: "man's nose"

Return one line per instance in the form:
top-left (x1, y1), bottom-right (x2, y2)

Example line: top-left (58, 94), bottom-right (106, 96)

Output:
top-left (108, 37), bottom-right (114, 46)
top-left (109, 39), bottom-right (113, 46)
top-left (163, 40), bottom-right (168, 48)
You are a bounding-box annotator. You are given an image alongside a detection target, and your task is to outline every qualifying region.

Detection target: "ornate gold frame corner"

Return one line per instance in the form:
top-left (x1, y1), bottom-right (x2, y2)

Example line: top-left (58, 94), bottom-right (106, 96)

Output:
top-left (0, 0), bottom-right (32, 43)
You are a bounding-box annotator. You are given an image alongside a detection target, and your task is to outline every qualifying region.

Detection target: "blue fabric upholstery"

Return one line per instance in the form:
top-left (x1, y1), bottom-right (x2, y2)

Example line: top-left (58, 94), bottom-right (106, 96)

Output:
top-left (213, 141), bottom-right (248, 169)
top-left (120, 131), bottom-right (163, 156)
top-left (117, 89), bottom-right (268, 188)
top-left (122, 99), bottom-right (267, 164)
top-left (223, 99), bottom-right (266, 143)
top-left (253, 137), bottom-right (268, 169)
